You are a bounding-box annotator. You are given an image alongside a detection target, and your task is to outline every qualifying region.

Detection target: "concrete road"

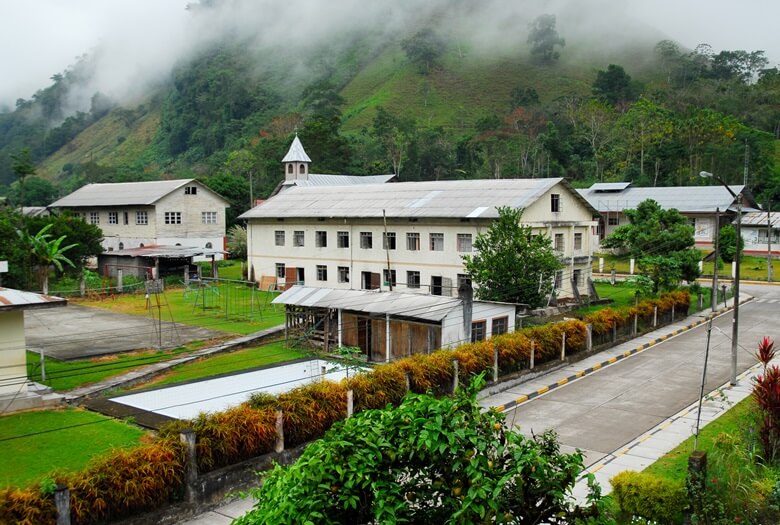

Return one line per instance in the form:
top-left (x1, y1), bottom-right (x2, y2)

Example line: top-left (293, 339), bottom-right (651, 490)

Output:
top-left (24, 304), bottom-right (228, 360)
top-left (499, 283), bottom-right (780, 467)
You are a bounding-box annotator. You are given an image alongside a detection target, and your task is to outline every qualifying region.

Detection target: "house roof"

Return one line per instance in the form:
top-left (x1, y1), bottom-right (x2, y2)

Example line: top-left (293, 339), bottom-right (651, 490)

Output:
top-left (272, 286), bottom-right (463, 322)
top-left (0, 287), bottom-right (67, 312)
top-left (280, 173), bottom-right (396, 189)
top-left (102, 245), bottom-right (225, 259)
top-left (241, 178), bottom-right (597, 220)
top-left (281, 135), bottom-right (311, 163)
top-left (577, 184), bottom-right (757, 214)
top-left (48, 179), bottom-right (230, 208)
top-left (740, 211), bottom-right (780, 227)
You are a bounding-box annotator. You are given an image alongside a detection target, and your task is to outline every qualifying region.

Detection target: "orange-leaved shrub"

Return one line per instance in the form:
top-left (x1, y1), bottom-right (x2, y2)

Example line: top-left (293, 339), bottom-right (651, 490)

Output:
top-left (266, 381), bottom-right (349, 447)
top-left (0, 486), bottom-right (56, 525)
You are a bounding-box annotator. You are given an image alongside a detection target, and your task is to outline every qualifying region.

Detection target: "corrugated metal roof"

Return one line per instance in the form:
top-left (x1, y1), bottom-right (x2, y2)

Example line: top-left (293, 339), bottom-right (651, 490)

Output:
top-left (103, 245), bottom-right (225, 258)
top-left (589, 182), bottom-right (632, 192)
top-left (0, 287), bottom-right (67, 311)
top-left (281, 174), bottom-right (395, 188)
top-left (241, 178), bottom-right (587, 220)
top-left (49, 179), bottom-right (229, 208)
top-left (740, 211), bottom-right (780, 227)
top-left (281, 135), bottom-right (312, 163)
top-left (578, 185), bottom-right (750, 213)
top-left (272, 286), bottom-right (462, 322)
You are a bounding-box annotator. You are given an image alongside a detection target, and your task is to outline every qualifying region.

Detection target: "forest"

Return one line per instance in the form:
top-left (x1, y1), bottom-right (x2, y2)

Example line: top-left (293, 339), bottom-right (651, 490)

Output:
top-left (1, 6), bottom-right (778, 226)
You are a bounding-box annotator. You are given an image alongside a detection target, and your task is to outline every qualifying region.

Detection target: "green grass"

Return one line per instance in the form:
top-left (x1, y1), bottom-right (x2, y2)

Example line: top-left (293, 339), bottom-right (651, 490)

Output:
top-left (126, 341), bottom-right (308, 390)
top-left (76, 283), bottom-right (285, 335)
top-left (594, 253), bottom-right (780, 282)
top-left (27, 343), bottom-right (202, 392)
top-left (0, 408), bottom-right (146, 488)
top-left (576, 281), bottom-right (711, 317)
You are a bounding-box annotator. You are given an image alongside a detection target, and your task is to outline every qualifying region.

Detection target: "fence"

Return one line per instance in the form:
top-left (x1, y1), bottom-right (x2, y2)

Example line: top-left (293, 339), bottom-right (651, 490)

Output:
top-left (184, 277), bottom-right (275, 321)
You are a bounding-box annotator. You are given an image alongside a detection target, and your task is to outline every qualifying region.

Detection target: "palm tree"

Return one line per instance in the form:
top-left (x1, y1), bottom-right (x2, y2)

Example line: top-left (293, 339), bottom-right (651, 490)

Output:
top-left (17, 224), bottom-right (77, 294)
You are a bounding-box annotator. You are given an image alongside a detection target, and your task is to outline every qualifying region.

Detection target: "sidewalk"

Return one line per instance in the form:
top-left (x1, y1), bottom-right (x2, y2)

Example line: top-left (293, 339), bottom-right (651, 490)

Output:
top-left (181, 296), bottom-right (749, 523)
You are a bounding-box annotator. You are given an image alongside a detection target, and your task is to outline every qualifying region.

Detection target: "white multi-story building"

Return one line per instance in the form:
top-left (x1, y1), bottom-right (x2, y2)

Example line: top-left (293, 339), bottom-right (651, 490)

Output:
top-left (49, 179), bottom-right (230, 260)
top-left (241, 141), bottom-right (599, 301)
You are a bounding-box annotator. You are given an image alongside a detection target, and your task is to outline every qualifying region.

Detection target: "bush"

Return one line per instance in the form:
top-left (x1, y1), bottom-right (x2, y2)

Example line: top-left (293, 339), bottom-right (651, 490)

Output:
top-left (610, 470), bottom-right (686, 524)
top-left (0, 486), bottom-right (56, 525)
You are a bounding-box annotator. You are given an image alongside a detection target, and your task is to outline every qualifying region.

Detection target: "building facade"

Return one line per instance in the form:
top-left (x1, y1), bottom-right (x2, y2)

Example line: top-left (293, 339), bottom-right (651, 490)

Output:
top-left (49, 179), bottom-right (230, 260)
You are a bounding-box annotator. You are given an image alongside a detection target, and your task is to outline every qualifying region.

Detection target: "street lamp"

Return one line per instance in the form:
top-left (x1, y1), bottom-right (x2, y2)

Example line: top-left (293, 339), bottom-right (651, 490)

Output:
top-left (700, 170), bottom-right (740, 386)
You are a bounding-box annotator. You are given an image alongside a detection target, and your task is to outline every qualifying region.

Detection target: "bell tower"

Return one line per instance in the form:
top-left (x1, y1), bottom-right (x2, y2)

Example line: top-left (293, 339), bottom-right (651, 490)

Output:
top-left (282, 134), bottom-right (311, 182)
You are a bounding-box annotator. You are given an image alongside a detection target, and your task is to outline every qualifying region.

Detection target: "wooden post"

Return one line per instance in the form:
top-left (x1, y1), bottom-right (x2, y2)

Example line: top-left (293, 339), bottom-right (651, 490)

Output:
top-left (530, 341), bottom-right (535, 369)
top-left (561, 332), bottom-right (566, 361)
top-left (586, 324), bottom-right (592, 352)
top-left (54, 484), bottom-right (70, 525)
top-left (612, 324), bottom-right (617, 343)
top-left (346, 390), bottom-right (354, 418)
top-left (452, 359), bottom-right (459, 393)
top-left (405, 372), bottom-right (411, 393)
top-left (493, 346), bottom-right (499, 383)
top-left (179, 429), bottom-right (197, 504)
top-left (688, 450), bottom-right (708, 517)
top-left (275, 409), bottom-right (284, 453)
top-left (632, 314), bottom-right (638, 336)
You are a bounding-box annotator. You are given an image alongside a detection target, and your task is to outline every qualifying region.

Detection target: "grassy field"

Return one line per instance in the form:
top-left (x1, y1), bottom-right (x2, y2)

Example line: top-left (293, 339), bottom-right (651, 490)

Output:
top-left (594, 253), bottom-right (780, 282)
top-left (578, 281), bottom-right (711, 316)
top-left (0, 409), bottom-right (146, 488)
top-left (127, 341), bottom-right (308, 390)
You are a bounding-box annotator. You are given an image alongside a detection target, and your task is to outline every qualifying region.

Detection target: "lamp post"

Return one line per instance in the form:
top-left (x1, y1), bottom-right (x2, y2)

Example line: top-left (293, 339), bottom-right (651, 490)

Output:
top-left (700, 171), bottom-right (740, 386)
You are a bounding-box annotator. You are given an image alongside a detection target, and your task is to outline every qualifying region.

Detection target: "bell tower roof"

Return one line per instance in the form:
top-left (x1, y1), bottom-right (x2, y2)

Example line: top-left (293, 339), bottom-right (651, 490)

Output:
top-left (281, 135), bottom-right (311, 163)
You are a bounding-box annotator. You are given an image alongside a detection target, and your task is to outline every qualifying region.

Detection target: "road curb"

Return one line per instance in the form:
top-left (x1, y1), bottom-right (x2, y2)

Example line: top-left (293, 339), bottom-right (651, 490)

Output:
top-left (494, 297), bottom-right (752, 413)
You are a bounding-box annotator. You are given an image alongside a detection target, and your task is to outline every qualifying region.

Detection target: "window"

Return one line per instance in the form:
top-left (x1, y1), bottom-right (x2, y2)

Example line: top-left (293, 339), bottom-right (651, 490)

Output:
top-left (407, 271), bottom-right (420, 289)
top-left (202, 211), bottom-right (217, 224)
top-left (164, 212), bottom-right (182, 225)
top-left (108, 211), bottom-right (118, 224)
top-left (136, 211), bottom-right (148, 225)
top-left (573, 269), bottom-right (582, 286)
top-left (118, 242), bottom-right (124, 250)
top-left (293, 231), bottom-right (304, 247)
top-left (337, 231), bottom-right (349, 248)
top-left (89, 212), bottom-right (99, 225)
top-left (360, 231), bottom-right (373, 249)
top-left (383, 232), bottom-right (396, 250)
top-left (316, 265), bottom-right (328, 281)
top-left (383, 269), bottom-right (397, 287)
top-left (457, 233), bottom-right (472, 252)
top-left (338, 266), bottom-right (350, 283)
top-left (574, 232), bottom-right (583, 250)
top-left (554, 233), bottom-right (564, 252)
top-left (457, 274), bottom-right (471, 291)
top-left (276, 263), bottom-right (286, 279)
top-left (315, 231), bottom-right (327, 248)
top-left (551, 193), bottom-right (561, 212)
top-left (471, 320), bottom-right (486, 342)
top-left (608, 217), bottom-right (620, 226)
top-left (123, 212), bottom-right (129, 225)
top-left (287, 164), bottom-right (293, 174)
top-left (429, 232), bottom-right (444, 251)
top-left (406, 232), bottom-right (420, 251)
top-left (185, 186), bottom-right (197, 195)
top-left (492, 317), bottom-right (508, 337)
top-left (275, 231), bottom-right (285, 246)
top-left (554, 270), bottom-right (563, 289)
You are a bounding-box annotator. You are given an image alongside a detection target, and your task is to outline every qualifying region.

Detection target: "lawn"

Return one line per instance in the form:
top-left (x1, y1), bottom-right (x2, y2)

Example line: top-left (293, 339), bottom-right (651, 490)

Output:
top-left (127, 341), bottom-right (309, 390)
top-left (577, 281), bottom-right (712, 316)
top-left (0, 408), bottom-right (146, 488)
top-left (27, 343), bottom-right (202, 392)
top-left (75, 282), bottom-right (285, 335)
top-left (594, 252), bottom-right (780, 282)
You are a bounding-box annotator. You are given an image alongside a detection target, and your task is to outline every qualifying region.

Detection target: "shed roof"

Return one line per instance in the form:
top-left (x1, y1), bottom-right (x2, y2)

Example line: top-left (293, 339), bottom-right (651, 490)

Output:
top-left (103, 245), bottom-right (225, 259)
top-left (241, 178), bottom-right (596, 220)
top-left (577, 184), bottom-right (756, 214)
top-left (281, 135), bottom-right (311, 163)
top-left (0, 288), bottom-right (67, 312)
top-left (49, 179), bottom-right (230, 208)
top-left (740, 211), bottom-right (780, 227)
top-left (272, 286), bottom-right (462, 322)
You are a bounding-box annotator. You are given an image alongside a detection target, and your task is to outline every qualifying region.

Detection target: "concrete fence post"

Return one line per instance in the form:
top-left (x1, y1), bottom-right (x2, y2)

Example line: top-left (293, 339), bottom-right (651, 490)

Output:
top-left (586, 324), bottom-right (593, 352)
top-left (653, 306), bottom-right (658, 327)
top-left (404, 372), bottom-right (411, 393)
top-left (346, 389), bottom-right (354, 418)
top-left (179, 429), bottom-right (197, 504)
top-left (530, 341), bottom-right (535, 370)
top-left (732, 261), bottom-right (737, 279)
top-left (40, 347), bottom-right (46, 382)
top-left (697, 291), bottom-right (703, 311)
top-left (117, 269), bottom-right (123, 293)
top-left (672, 304), bottom-right (676, 321)
top-left (632, 314), bottom-right (638, 336)
top-left (452, 359), bottom-right (459, 393)
top-left (79, 272), bottom-right (86, 298)
top-left (54, 484), bottom-right (70, 525)
top-left (599, 257), bottom-right (604, 273)
top-left (612, 324), bottom-right (617, 343)
top-left (275, 409), bottom-right (284, 453)
top-left (493, 346), bottom-right (499, 383)
top-left (561, 332), bottom-right (566, 361)
top-left (629, 258), bottom-right (635, 275)
top-left (610, 269), bottom-right (616, 285)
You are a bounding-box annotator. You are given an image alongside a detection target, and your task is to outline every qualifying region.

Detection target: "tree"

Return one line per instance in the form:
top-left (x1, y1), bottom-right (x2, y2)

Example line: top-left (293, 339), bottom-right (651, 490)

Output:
top-left (592, 64), bottom-right (638, 106)
top-left (16, 224), bottom-right (77, 294)
top-left (718, 224), bottom-right (743, 263)
top-left (10, 148), bottom-right (36, 207)
top-left (463, 207), bottom-right (561, 307)
top-left (602, 199), bottom-right (701, 292)
top-left (527, 14), bottom-right (565, 64)
top-left (7, 176), bottom-right (58, 207)
top-left (235, 377), bottom-right (598, 524)
top-left (401, 28), bottom-right (446, 75)
top-left (227, 224), bottom-right (247, 260)
top-left (202, 172), bottom-right (250, 227)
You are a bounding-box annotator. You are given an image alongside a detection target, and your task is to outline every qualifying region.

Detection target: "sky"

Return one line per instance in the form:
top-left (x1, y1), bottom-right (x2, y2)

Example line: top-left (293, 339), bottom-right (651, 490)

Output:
top-left (1, 0), bottom-right (778, 111)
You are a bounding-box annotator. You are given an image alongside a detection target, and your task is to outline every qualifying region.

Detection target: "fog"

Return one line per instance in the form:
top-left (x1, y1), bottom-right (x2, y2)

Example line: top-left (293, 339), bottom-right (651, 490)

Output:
top-left (1, 0), bottom-right (778, 112)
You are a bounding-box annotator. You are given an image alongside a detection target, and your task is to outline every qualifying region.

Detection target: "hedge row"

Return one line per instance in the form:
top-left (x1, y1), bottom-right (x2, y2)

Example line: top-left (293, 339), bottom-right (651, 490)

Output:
top-left (1, 291), bottom-right (690, 523)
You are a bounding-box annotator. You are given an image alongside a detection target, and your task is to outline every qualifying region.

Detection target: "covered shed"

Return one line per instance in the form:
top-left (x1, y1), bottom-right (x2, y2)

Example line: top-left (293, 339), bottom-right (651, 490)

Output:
top-left (273, 286), bottom-right (518, 362)
top-left (98, 245), bottom-right (226, 280)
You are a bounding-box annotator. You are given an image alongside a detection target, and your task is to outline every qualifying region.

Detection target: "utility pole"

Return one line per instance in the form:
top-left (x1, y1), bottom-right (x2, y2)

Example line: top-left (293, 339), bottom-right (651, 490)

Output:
top-left (711, 207), bottom-right (719, 311)
top-left (769, 203), bottom-right (774, 282)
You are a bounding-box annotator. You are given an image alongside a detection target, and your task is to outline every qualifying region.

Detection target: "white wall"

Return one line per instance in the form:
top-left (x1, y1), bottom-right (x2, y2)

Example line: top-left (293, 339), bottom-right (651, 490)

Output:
top-left (440, 301), bottom-right (516, 348)
top-left (0, 310), bottom-right (27, 397)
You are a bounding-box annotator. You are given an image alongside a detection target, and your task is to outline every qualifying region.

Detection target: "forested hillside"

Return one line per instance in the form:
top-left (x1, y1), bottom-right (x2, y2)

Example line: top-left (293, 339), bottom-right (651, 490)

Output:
top-left (1, 0), bottom-right (779, 224)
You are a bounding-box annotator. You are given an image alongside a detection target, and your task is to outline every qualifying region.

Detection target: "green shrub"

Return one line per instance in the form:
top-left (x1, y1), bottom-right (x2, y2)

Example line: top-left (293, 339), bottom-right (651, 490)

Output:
top-left (610, 470), bottom-right (686, 524)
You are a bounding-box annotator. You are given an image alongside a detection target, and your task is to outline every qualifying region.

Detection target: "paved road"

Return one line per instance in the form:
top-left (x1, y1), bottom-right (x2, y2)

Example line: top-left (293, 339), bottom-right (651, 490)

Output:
top-left (25, 304), bottom-right (228, 360)
top-left (496, 283), bottom-right (778, 467)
